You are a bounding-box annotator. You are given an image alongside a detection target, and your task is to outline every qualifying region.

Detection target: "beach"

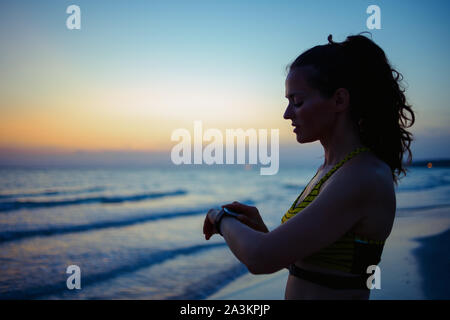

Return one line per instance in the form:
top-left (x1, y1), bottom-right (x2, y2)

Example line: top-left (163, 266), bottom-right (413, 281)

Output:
top-left (208, 206), bottom-right (450, 300)
top-left (0, 166), bottom-right (449, 299)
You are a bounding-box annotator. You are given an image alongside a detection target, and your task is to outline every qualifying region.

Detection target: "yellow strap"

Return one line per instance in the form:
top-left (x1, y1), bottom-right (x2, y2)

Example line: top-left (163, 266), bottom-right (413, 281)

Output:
top-left (282, 146), bottom-right (371, 224)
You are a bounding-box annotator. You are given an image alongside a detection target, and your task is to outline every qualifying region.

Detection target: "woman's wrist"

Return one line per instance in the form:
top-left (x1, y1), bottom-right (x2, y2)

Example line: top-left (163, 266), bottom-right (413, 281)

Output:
top-left (214, 208), bottom-right (240, 236)
top-left (218, 214), bottom-right (234, 236)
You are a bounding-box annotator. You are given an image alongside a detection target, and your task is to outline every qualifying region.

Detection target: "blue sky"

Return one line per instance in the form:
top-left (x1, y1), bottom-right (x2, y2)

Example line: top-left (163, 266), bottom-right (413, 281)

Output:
top-left (0, 0), bottom-right (449, 166)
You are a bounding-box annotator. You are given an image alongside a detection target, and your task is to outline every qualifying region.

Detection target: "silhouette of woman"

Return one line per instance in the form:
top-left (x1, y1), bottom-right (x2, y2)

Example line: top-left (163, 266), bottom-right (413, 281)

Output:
top-left (204, 32), bottom-right (415, 299)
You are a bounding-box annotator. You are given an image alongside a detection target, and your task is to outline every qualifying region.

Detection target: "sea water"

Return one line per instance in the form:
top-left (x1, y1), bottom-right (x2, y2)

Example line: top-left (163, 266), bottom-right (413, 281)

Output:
top-left (0, 165), bottom-right (449, 299)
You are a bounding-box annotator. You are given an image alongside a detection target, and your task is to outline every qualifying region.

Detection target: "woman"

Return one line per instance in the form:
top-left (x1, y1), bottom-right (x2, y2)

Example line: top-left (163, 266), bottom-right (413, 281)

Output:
top-left (203, 33), bottom-right (415, 299)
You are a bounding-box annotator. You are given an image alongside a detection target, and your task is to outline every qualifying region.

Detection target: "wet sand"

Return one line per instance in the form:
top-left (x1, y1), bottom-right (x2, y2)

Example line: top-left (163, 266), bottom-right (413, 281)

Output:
top-left (412, 228), bottom-right (450, 299)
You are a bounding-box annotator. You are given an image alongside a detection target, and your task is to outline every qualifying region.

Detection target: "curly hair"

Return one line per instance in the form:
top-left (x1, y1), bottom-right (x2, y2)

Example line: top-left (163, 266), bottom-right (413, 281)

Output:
top-left (286, 32), bottom-right (415, 185)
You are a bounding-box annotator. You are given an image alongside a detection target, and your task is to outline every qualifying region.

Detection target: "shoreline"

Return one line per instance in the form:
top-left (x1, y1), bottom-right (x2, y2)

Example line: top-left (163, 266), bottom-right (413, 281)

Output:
top-left (207, 206), bottom-right (450, 300)
top-left (411, 228), bottom-right (450, 299)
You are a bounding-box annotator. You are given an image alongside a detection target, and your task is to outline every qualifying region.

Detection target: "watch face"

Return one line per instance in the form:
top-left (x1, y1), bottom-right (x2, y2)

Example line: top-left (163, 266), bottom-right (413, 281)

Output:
top-left (223, 207), bottom-right (239, 218)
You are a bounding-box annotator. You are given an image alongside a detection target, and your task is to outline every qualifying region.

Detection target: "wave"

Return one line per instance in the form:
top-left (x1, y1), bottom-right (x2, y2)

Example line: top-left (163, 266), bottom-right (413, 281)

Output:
top-left (395, 175), bottom-right (450, 192)
top-left (286, 180), bottom-right (450, 193)
top-left (0, 199), bottom-right (255, 243)
top-left (0, 208), bottom-right (204, 243)
top-left (0, 189), bottom-right (187, 212)
top-left (286, 176), bottom-right (450, 193)
top-left (169, 263), bottom-right (249, 299)
top-left (0, 243), bottom-right (227, 300)
top-left (283, 183), bottom-right (305, 190)
top-left (396, 203), bottom-right (450, 212)
top-left (0, 186), bottom-right (105, 199)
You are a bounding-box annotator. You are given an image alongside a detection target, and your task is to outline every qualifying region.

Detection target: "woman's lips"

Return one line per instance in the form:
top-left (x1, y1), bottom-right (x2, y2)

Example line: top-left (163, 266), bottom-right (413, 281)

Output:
top-left (293, 127), bottom-right (299, 133)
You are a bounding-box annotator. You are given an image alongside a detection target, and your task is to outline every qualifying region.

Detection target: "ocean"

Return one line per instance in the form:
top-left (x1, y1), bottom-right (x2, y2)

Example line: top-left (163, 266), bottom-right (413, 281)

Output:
top-left (0, 165), bottom-right (449, 299)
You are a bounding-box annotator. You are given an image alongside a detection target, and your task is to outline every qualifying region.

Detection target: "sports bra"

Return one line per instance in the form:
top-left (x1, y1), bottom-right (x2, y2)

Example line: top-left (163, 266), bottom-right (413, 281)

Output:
top-left (281, 147), bottom-right (386, 281)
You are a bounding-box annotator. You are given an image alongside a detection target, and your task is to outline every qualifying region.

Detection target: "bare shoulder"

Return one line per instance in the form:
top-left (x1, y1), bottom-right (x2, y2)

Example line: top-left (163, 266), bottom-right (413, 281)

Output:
top-left (323, 152), bottom-right (394, 197)
top-left (316, 151), bottom-right (396, 240)
top-left (351, 152), bottom-right (395, 194)
top-left (342, 152), bottom-right (396, 238)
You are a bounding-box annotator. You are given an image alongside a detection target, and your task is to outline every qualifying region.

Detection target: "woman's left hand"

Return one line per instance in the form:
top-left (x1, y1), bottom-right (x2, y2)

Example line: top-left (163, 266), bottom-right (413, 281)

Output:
top-left (203, 208), bottom-right (220, 240)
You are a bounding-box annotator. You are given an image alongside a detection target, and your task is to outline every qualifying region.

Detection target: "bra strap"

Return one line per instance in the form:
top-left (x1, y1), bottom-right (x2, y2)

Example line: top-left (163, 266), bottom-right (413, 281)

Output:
top-left (291, 146), bottom-right (371, 209)
top-left (282, 147), bottom-right (371, 224)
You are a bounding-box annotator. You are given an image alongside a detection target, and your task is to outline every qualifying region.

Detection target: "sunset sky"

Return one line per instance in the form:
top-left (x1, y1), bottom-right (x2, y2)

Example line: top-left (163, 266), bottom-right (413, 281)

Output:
top-left (1, 0), bottom-right (449, 166)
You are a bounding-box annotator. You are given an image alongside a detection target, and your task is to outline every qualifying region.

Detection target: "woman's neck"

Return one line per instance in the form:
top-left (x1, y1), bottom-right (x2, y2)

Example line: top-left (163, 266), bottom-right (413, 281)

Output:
top-left (319, 118), bottom-right (364, 168)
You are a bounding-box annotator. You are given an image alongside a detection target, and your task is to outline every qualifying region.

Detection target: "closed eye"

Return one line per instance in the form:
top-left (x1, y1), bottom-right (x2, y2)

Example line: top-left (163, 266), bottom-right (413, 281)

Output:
top-left (294, 102), bottom-right (303, 107)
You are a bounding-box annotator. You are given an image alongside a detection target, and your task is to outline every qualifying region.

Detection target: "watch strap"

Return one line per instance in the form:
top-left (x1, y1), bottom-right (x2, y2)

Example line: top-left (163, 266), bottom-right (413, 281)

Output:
top-left (214, 208), bottom-right (226, 236)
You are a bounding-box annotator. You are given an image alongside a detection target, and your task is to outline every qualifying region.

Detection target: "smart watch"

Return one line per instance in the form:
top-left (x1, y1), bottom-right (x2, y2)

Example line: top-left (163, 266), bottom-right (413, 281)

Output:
top-left (214, 207), bottom-right (240, 236)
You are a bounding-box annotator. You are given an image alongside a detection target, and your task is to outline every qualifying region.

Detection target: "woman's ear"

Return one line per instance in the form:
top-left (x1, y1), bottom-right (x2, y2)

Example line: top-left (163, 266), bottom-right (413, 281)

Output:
top-left (333, 87), bottom-right (350, 112)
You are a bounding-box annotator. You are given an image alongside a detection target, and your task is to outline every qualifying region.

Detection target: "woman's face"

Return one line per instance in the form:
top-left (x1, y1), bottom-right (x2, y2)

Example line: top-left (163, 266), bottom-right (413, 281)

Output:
top-left (283, 66), bottom-right (336, 144)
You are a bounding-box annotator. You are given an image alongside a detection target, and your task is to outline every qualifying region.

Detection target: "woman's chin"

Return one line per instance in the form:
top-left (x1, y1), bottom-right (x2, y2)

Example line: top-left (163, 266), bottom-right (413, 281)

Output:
top-left (296, 133), bottom-right (313, 144)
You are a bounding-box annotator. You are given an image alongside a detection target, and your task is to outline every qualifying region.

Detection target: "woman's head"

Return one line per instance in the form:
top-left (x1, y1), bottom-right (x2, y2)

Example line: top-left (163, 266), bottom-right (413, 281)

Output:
top-left (284, 65), bottom-right (353, 144)
top-left (284, 32), bottom-right (415, 185)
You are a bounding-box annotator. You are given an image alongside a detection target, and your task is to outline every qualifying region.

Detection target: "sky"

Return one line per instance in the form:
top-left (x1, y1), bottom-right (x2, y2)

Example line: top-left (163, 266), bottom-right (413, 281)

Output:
top-left (0, 0), bottom-right (449, 167)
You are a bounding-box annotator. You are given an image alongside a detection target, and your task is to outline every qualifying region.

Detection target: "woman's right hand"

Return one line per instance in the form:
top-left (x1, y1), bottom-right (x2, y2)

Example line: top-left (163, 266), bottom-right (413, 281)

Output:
top-left (221, 201), bottom-right (269, 233)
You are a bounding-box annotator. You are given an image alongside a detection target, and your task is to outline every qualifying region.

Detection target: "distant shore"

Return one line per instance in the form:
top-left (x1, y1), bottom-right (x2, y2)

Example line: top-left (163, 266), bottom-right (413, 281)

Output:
top-left (409, 159), bottom-right (450, 167)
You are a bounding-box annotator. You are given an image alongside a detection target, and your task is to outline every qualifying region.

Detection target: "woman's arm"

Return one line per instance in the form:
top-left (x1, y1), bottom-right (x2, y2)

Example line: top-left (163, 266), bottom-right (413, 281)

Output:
top-left (205, 165), bottom-right (386, 275)
top-left (219, 216), bottom-right (267, 274)
top-left (249, 166), bottom-right (384, 274)
top-left (204, 209), bottom-right (267, 274)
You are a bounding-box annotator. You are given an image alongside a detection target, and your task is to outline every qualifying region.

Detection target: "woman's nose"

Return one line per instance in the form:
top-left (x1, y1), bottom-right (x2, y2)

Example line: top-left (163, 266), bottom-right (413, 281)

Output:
top-left (283, 105), bottom-right (292, 120)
